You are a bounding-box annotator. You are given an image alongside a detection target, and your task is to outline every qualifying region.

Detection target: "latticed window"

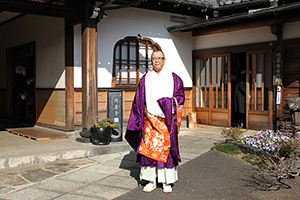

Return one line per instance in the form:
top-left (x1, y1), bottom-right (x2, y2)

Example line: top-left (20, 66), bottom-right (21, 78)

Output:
top-left (112, 36), bottom-right (161, 86)
top-left (195, 55), bottom-right (229, 109)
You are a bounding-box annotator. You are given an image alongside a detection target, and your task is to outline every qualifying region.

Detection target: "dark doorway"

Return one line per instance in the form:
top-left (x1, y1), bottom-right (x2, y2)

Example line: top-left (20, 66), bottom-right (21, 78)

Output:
top-left (9, 42), bottom-right (36, 125)
top-left (231, 52), bottom-right (246, 127)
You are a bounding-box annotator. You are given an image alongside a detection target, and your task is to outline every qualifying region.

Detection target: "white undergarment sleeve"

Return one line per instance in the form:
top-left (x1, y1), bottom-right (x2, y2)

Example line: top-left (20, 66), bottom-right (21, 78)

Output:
top-left (145, 67), bottom-right (174, 118)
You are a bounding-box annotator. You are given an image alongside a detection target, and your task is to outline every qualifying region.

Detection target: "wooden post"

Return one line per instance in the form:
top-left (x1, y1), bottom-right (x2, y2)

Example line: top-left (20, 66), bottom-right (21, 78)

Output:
top-left (81, 0), bottom-right (98, 135)
top-left (65, 19), bottom-right (75, 131)
top-left (188, 112), bottom-right (197, 129)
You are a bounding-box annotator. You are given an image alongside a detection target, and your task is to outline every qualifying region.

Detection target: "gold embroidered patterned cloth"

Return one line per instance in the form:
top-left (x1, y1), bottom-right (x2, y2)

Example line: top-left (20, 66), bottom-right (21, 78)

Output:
top-left (138, 101), bottom-right (183, 163)
top-left (138, 112), bottom-right (170, 163)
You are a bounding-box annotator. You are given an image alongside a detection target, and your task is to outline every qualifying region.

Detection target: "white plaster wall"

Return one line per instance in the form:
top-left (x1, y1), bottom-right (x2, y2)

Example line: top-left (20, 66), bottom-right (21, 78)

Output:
top-left (74, 7), bottom-right (200, 88)
top-left (283, 21), bottom-right (300, 40)
top-left (193, 26), bottom-right (277, 50)
top-left (0, 14), bottom-right (65, 88)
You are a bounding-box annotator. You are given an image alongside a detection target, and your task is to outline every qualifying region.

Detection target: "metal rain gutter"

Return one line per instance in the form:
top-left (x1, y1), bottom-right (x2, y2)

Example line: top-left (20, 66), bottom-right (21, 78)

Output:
top-left (167, 1), bottom-right (300, 32)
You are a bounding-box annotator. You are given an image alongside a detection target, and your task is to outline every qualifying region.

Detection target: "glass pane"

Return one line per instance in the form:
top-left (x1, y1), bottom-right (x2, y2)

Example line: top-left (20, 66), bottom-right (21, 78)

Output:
top-left (115, 46), bottom-right (120, 63)
top-left (200, 58), bottom-right (208, 108)
top-left (139, 44), bottom-right (146, 57)
top-left (256, 54), bottom-right (262, 110)
top-left (206, 59), bottom-right (210, 88)
top-left (121, 64), bottom-right (127, 84)
top-left (139, 64), bottom-right (146, 77)
top-left (130, 64), bottom-right (136, 84)
top-left (217, 57), bottom-right (222, 86)
top-left (115, 64), bottom-right (120, 85)
top-left (122, 45), bottom-right (127, 60)
top-left (130, 42), bottom-right (136, 60)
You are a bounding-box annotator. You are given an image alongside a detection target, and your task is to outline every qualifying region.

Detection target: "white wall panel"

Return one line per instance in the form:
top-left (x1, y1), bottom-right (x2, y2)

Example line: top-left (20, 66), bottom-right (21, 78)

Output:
top-left (193, 26), bottom-right (277, 50)
top-left (73, 7), bottom-right (199, 88)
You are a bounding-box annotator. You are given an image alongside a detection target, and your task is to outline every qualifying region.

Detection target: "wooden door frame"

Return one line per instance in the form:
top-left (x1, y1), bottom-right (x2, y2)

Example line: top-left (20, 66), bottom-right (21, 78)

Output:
top-left (246, 49), bottom-right (274, 129)
top-left (192, 53), bottom-right (231, 127)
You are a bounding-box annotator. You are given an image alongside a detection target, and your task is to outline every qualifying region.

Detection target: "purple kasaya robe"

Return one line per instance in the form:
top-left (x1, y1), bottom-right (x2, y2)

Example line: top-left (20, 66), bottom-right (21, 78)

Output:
top-left (125, 72), bottom-right (185, 168)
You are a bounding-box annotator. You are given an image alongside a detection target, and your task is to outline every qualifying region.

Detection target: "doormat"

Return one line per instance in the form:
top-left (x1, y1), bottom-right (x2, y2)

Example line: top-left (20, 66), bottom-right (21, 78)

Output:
top-left (5, 127), bottom-right (70, 141)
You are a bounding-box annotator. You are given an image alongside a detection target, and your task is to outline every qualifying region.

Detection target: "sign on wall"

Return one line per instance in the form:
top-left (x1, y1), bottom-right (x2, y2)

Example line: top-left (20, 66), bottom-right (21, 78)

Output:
top-left (273, 50), bottom-right (283, 86)
top-left (108, 91), bottom-right (123, 142)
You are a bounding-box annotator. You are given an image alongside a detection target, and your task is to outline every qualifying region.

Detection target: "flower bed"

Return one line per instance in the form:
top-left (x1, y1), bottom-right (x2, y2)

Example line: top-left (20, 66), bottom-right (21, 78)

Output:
top-left (225, 130), bottom-right (299, 160)
top-left (238, 129), bottom-right (298, 152)
top-left (224, 129), bottom-right (300, 180)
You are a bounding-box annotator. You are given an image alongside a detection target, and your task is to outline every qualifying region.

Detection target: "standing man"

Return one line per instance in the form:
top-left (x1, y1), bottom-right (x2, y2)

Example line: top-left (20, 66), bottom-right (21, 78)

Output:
top-left (11, 65), bottom-right (34, 126)
top-left (234, 70), bottom-right (247, 128)
top-left (125, 50), bottom-right (185, 193)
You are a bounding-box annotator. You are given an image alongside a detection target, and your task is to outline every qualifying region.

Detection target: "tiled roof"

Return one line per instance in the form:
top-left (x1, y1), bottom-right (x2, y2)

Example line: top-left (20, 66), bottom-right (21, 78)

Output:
top-left (184, 0), bottom-right (219, 7)
top-left (182, 0), bottom-right (260, 8)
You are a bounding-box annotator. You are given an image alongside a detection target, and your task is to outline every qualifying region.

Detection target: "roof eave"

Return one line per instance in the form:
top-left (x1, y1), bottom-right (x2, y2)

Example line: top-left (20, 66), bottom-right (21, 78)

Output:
top-left (167, 2), bottom-right (300, 33)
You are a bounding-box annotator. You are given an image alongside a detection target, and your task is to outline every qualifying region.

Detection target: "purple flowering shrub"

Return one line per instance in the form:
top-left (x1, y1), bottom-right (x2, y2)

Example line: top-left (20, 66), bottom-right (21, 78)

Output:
top-left (239, 129), bottom-right (300, 157)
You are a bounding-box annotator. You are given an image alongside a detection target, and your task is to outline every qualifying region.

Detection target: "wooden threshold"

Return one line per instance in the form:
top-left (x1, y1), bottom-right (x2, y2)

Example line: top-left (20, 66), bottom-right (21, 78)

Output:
top-left (5, 127), bottom-right (69, 141)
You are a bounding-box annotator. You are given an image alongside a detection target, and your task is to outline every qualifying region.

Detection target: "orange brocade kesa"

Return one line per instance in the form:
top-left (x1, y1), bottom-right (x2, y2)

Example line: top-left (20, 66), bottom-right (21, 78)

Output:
top-left (138, 112), bottom-right (170, 163)
top-left (138, 104), bottom-right (183, 163)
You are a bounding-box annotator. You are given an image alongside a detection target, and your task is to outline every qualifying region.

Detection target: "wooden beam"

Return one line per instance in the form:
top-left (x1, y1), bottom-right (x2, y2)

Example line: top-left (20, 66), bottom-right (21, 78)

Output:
top-left (81, 0), bottom-right (98, 131)
top-left (65, 19), bottom-right (75, 131)
top-left (0, 0), bottom-right (83, 20)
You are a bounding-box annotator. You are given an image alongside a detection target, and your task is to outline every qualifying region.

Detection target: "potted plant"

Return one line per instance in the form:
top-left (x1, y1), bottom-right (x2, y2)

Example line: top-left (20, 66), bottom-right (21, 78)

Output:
top-left (90, 118), bottom-right (120, 145)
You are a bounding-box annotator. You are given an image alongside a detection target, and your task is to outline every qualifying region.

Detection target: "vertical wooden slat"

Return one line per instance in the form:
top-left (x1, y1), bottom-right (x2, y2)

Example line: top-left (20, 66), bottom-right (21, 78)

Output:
top-left (119, 44), bottom-right (122, 85)
top-left (136, 39), bottom-right (139, 83)
top-left (251, 54), bottom-right (256, 110)
top-left (253, 54), bottom-right (257, 110)
top-left (268, 50), bottom-right (273, 129)
top-left (199, 59), bottom-right (202, 108)
top-left (209, 58), bottom-right (212, 124)
top-left (192, 56), bottom-right (196, 111)
top-left (227, 55), bottom-right (231, 127)
top-left (216, 57), bottom-right (218, 109)
top-left (261, 53), bottom-right (264, 111)
top-left (204, 59), bottom-right (207, 107)
top-left (221, 57), bottom-right (224, 109)
top-left (246, 53), bottom-right (250, 128)
top-left (127, 40), bottom-right (130, 85)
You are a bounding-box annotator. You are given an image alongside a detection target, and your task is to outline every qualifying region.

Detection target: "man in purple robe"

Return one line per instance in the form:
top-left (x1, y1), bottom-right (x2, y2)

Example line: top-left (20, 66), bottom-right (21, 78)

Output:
top-left (125, 50), bottom-right (185, 193)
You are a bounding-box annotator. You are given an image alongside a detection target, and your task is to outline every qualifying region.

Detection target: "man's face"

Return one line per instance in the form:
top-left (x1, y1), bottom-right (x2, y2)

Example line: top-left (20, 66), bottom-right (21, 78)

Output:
top-left (151, 51), bottom-right (165, 74)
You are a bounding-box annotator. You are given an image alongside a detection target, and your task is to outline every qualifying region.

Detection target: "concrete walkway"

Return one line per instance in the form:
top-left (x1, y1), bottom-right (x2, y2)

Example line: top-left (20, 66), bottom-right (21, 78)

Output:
top-left (2, 126), bottom-right (285, 200)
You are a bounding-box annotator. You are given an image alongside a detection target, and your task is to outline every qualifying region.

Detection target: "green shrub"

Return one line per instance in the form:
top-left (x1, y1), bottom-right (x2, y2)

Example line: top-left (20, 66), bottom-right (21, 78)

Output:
top-left (93, 118), bottom-right (120, 129)
top-left (221, 126), bottom-right (245, 141)
top-left (211, 143), bottom-right (242, 155)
